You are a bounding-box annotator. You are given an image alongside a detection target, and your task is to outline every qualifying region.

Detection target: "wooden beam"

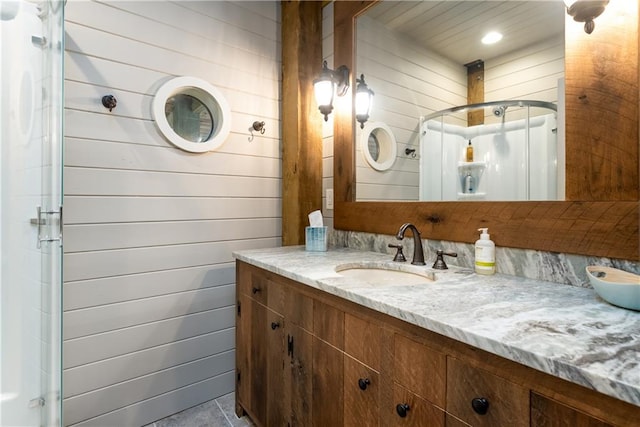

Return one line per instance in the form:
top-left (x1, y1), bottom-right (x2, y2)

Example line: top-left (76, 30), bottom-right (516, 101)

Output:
top-left (465, 60), bottom-right (484, 126)
top-left (281, 1), bottom-right (324, 245)
top-left (565, 0), bottom-right (639, 200)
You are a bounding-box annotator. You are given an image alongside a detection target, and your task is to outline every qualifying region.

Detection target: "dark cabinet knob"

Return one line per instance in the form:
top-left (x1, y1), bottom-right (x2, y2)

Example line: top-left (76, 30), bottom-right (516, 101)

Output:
top-left (252, 287), bottom-right (260, 294)
top-left (358, 378), bottom-right (370, 390)
top-left (270, 322), bottom-right (280, 330)
top-left (471, 397), bottom-right (489, 415)
top-left (396, 403), bottom-right (410, 418)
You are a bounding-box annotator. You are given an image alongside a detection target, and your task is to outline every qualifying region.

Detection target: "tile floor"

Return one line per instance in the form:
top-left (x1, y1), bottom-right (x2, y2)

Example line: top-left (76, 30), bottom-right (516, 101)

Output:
top-left (145, 393), bottom-right (254, 427)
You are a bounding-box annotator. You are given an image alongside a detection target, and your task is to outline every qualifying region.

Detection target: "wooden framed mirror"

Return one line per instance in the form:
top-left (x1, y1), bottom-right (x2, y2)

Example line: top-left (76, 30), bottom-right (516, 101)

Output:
top-left (332, 1), bottom-right (638, 260)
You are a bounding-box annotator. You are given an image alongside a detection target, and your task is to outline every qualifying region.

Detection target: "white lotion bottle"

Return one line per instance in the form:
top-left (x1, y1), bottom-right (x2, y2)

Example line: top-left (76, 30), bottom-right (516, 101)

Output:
top-left (475, 228), bottom-right (495, 275)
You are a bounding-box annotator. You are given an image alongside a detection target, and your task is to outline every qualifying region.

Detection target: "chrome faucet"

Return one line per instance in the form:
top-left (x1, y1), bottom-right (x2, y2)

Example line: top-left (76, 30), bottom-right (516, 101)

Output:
top-left (396, 223), bottom-right (425, 265)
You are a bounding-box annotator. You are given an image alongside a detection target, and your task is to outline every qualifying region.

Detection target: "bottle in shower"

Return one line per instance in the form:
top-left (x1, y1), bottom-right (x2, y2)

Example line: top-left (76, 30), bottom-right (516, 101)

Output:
top-left (466, 140), bottom-right (474, 162)
top-left (464, 173), bottom-right (475, 193)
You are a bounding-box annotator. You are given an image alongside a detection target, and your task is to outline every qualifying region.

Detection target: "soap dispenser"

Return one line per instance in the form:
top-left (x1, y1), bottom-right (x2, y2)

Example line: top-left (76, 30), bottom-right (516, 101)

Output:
top-left (474, 228), bottom-right (495, 275)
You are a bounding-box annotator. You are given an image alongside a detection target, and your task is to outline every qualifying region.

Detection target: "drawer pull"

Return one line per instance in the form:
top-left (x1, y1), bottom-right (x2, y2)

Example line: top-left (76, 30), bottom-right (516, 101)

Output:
top-left (471, 397), bottom-right (489, 415)
top-left (358, 378), bottom-right (370, 390)
top-left (252, 287), bottom-right (261, 294)
top-left (396, 403), bottom-right (410, 418)
top-left (271, 322), bottom-right (280, 330)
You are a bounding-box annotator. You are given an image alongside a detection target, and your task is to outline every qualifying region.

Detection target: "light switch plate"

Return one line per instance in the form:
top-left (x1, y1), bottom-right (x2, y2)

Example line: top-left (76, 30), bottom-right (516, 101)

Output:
top-left (326, 189), bottom-right (334, 210)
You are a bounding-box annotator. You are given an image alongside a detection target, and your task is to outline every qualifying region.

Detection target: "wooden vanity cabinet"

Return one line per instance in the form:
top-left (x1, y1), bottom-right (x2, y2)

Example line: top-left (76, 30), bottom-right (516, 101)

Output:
top-left (236, 262), bottom-right (640, 427)
top-left (236, 263), bottom-right (315, 427)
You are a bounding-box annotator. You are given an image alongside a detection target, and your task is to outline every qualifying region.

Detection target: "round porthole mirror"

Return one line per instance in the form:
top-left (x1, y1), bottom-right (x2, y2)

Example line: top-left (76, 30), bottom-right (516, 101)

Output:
top-left (152, 76), bottom-right (231, 153)
top-left (360, 121), bottom-right (397, 171)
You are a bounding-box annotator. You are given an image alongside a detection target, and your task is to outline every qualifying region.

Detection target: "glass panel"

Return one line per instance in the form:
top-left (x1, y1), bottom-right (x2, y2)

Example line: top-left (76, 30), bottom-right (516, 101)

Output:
top-left (0, 1), bottom-right (63, 426)
top-left (39, 1), bottom-right (64, 425)
top-left (165, 94), bottom-right (214, 143)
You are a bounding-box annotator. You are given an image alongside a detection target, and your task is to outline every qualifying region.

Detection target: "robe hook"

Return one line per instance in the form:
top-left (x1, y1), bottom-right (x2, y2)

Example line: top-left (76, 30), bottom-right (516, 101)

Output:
top-left (101, 95), bottom-right (117, 112)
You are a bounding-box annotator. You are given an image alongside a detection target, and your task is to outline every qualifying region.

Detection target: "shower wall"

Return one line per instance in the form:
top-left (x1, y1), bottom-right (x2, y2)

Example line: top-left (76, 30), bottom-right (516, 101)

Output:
top-left (63, 1), bottom-right (280, 426)
top-left (421, 113), bottom-right (559, 201)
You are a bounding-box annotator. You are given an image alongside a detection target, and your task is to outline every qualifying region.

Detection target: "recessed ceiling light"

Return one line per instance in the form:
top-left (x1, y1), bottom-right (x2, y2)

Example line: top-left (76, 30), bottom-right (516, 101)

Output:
top-left (482, 31), bottom-right (503, 45)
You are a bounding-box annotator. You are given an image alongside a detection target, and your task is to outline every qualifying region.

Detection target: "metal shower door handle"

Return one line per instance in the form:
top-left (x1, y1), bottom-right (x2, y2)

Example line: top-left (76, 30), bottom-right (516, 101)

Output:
top-left (32, 205), bottom-right (63, 248)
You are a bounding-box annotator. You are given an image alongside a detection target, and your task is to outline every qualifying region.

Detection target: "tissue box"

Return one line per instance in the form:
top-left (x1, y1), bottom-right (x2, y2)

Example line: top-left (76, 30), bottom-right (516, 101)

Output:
top-left (305, 226), bottom-right (328, 252)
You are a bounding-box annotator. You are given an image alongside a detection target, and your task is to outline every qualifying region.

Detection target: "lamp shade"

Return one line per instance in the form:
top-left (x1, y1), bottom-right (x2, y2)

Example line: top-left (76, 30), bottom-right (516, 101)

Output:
top-left (355, 74), bottom-right (374, 129)
top-left (314, 79), bottom-right (334, 110)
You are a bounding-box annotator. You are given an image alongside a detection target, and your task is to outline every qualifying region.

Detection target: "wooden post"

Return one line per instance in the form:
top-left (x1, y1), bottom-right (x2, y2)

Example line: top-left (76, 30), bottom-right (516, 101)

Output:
top-left (465, 60), bottom-right (484, 126)
top-left (281, 1), bottom-right (324, 245)
top-left (565, 0), bottom-right (639, 200)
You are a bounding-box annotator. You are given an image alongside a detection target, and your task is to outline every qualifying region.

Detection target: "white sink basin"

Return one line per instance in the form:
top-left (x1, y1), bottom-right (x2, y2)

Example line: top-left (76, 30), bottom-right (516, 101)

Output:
top-left (335, 263), bottom-right (435, 285)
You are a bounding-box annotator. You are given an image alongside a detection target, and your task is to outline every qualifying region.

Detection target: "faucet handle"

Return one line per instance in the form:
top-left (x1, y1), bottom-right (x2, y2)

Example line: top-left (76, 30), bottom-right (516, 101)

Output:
top-left (388, 243), bottom-right (407, 262)
top-left (432, 250), bottom-right (458, 270)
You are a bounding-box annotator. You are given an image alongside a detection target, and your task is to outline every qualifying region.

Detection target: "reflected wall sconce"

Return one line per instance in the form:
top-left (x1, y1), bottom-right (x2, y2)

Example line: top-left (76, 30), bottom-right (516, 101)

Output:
top-left (313, 60), bottom-right (350, 121)
top-left (564, 0), bottom-right (609, 34)
top-left (355, 74), bottom-right (374, 129)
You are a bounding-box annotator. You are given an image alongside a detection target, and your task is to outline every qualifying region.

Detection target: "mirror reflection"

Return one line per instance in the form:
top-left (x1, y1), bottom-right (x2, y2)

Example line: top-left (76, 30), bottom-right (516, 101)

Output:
top-left (355, 0), bottom-right (565, 202)
top-left (165, 94), bottom-right (214, 143)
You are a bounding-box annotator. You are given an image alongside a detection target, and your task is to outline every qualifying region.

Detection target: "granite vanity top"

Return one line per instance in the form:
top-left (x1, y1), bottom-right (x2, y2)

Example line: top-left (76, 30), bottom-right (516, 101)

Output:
top-left (234, 246), bottom-right (640, 407)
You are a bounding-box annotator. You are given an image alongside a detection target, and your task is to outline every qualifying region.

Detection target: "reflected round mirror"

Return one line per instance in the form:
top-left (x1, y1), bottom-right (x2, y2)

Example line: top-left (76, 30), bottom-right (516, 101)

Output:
top-left (368, 133), bottom-right (380, 161)
top-left (152, 76), bottom-right (231, 153)
top-left (360, 121), bottom-right (397, 172)
top-left (164, 94), bottom-right (214, 143)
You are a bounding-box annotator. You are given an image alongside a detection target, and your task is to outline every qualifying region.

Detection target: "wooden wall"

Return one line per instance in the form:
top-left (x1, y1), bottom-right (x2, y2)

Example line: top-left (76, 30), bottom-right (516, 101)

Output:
top-left (63, 1), bottom-right (281, 425)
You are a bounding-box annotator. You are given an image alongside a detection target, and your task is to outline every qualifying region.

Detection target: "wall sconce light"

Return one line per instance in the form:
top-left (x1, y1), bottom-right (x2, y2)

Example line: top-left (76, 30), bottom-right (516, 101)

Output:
top-left (564, 0), bottom-right (609, 34)
top-left (355, 74), bottom-right (374, 129)
top-left (313, 60), bottom-right (350, 121)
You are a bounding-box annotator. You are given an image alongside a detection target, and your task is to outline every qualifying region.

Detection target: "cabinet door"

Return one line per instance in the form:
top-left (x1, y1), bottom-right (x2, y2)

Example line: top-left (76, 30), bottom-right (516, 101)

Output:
top-left (264, 309), bottom-right (286, 426)
top-left (241, 298), bottom-right (286, 426)
top-left (344, 356), bottom-right (380, 427)
top-left (446, 356), bottom-right (529, 427)
top-left (287, 323), bottom-right (313, 427)
top-left (345, 313), bottom-right (381, 371)
top-left (390, 383), bottom-right (445, 427)
top-left (235, 293), bottom-right (251, 417)
top-left (394, 333), bottom-right (446, 407)
top-left (531, 393), bottom-right (613, 427)
top-left (312, 336), bottom-right (344, 426)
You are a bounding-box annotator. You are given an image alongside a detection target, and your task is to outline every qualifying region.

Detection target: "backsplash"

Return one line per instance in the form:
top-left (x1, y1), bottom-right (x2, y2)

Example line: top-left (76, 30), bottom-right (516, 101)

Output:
top-left (330, 230), bottom-right (640, 288)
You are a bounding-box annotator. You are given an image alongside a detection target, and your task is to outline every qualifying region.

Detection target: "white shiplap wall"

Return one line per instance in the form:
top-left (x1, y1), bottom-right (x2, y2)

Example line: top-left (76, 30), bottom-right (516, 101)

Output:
top-left (62, 1), bottom-right (281, 426)
top-left (355, 14), bottom-right (467, 201)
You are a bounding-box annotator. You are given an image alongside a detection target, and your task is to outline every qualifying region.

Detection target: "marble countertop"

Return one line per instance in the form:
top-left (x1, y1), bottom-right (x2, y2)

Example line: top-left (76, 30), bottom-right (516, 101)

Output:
top-left (233, 246), bottom-right (640, 407)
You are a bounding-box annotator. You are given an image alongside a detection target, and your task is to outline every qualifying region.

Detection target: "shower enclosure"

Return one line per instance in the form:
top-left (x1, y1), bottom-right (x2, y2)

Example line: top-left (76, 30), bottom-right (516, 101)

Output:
top-left (1, 1), bottom-right (64, 426)
top-left (420, 100), bottom-right (562, 201)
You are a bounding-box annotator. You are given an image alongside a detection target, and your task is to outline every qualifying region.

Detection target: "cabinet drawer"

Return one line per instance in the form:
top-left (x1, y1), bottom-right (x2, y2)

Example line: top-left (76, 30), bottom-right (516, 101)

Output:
top-left (345, 313), bottom-right (381, 371)
top-left (394, 333), bottom-right (446, 406)
top-left (314, 299), bottom-right (344, 349)
top-left (344, 356), bottom-right (380, 427)
top-left (446, 356), bottom-right (529, 427)
top-left (390, 383), bottom-right (445, 427)
top-left (237, 266), bottom-right (285, 313)
top-left (530, 392), bottom-right (613, 427)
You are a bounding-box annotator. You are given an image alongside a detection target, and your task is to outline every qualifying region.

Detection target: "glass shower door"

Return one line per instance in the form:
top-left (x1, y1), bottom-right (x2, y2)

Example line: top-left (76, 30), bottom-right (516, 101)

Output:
top-left (0, 1), bottom-right (64, 426)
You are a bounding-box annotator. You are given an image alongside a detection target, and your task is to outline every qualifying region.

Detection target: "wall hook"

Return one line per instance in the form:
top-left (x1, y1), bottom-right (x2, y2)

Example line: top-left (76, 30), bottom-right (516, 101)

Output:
top-left (253, 121), bottom-right (265, 134)
top-left (405, 148), bottom-right (417, 158)
top-left (248, 121), bottom-right (266, 141)
top-left (102, 95), bottom-right (117, 112)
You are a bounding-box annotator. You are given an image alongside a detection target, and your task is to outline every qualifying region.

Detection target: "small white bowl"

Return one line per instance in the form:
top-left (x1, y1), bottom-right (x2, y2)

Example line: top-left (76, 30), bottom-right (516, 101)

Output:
top-left (586, 266), bottom-right (640, 311)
